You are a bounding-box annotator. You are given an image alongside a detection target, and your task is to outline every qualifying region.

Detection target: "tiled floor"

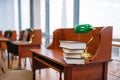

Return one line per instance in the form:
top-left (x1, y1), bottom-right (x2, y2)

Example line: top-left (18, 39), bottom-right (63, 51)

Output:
top-left (108, 47), bottom-right (120, 80)
top-left (108, 60), bottom-right (120, 80)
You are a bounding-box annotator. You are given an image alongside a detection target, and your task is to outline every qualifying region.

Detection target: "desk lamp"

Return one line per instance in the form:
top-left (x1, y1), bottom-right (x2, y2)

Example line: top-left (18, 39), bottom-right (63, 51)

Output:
top-left (74, 24), bottom-right (94, 58)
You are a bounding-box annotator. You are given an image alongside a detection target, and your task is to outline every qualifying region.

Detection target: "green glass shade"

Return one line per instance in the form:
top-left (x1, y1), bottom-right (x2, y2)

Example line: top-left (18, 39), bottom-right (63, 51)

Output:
top-left (26, 28), bottom-right (33, 31)
top-left (8, 29), bottom-right (12, 33)
top-left (74, 24), bottom-right (93, 33)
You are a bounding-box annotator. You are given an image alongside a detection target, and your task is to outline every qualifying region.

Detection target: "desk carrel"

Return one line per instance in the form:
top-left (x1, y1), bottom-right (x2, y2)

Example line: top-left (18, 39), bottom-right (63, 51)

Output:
top-left (31, 27), bottom-right (112, 80)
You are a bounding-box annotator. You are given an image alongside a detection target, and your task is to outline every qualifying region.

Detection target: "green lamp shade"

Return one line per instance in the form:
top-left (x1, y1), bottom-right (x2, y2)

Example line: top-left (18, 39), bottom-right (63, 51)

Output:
top-left (74, 24), bottom-right (93, 33)
top-left (26, 28), bottom-right (33, 31)
top-left (8, 29), bottom-right (12, 33)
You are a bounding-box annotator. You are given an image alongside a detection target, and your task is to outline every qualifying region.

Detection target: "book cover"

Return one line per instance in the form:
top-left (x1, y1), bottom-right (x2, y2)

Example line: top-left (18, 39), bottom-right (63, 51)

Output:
top-left (63, 53), bottom-right (81, 58)
top-left (63, 48), bottom-right (84, 53)
top-left (59, 40), bottom-right (86, 49)
top-left (64, 58), bottom-right (85, 64)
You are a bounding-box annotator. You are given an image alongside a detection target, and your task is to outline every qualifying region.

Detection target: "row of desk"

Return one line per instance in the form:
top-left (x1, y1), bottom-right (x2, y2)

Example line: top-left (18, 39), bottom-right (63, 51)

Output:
top-left (1, 27), bottom-right (113, 80)
top-left (0, 29), bottom-right (42, 69)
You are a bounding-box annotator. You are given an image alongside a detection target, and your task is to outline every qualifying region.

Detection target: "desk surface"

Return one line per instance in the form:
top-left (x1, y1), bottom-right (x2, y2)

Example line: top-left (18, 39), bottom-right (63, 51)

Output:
top-left (0, 36), bottom-right (9, 41)
top-left (31, 46), bottom-right (109, 80)
top-left (31, 48), bottom-right (67, 66)
top-left (31, 45), bottom-right (89, 67)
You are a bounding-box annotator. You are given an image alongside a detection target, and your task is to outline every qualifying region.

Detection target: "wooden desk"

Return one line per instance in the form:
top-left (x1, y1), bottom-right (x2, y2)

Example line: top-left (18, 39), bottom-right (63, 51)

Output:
top-left (7, 41), bottom-right (41, 68)
top-left (31, 46), bottom-right (110, 80)
top-left (31, 27), bottom-right (113, 80)
top-left (7, 29), bottom-right (42, 68)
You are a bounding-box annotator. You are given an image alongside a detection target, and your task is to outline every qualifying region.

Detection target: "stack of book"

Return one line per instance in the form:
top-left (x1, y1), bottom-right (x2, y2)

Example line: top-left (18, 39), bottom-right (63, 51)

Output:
top-left (60, 40), bottom-right (86, 64)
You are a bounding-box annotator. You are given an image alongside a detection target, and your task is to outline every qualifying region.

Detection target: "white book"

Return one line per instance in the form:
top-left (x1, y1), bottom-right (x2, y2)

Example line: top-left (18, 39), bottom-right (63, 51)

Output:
top-left (12, 41), bottom-right (30, 45)
top-left (59, 40), bottom-right (86, 49)
top-left (63, 48), bottom-right (84, 53)
top-left (22, 31), bottom-right (29, 41)
top-left (63, 53), bottom-right (81, 58)
top-left (64, 58), bottom-right (85, 64)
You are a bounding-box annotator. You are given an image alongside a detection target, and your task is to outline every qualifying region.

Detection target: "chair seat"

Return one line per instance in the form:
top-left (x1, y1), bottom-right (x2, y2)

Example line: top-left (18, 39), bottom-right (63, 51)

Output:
top-left (0, 70), bottom-right (33, 80)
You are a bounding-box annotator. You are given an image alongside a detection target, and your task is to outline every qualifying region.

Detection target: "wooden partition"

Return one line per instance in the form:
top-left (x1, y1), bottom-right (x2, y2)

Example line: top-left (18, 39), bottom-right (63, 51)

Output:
top-left (19, 29), bottom-right (42, 44)
top-left (0, 31), bottom-right (2, 36)
top-left (4, 30), bottom-right (17, 40)
top-left (48, 27), bottom-right (113, 62)
top-left (0, 30), bottom-right (17, 50)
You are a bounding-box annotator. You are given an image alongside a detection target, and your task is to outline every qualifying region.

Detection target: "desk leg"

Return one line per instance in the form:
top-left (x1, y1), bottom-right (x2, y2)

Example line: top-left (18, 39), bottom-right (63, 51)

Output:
top-left (59, 72), bottom-right (62, 80)
top-left (64, 67), bottom-right (72, 80)
top-left (33, 69), bottom-right (36, 80)
top-left (18, 57), bottom-right (21, 68)
top-left (32, 57), bottom-right (36, 80)
top-left (103, 62), bottom-right (108, 80)
top-left (8, 52), bottom-right (10, 68)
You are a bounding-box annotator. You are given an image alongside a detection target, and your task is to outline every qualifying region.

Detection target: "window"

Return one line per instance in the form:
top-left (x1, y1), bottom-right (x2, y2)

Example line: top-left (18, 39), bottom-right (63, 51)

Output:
top-left (21, 0), bottom-right (30, 30)
top-left (80, 0), bottom-right (120, 39)
top-left (49, 0), bottom-right (73, 35)
top-left (39, 0), bottom-right (74, 46)
top-left (14, 0), bottom-right (19, 33)
top-left (40, 0), bottom-right (46, 34)
top-left (49, 0), bottom-right (63, 35)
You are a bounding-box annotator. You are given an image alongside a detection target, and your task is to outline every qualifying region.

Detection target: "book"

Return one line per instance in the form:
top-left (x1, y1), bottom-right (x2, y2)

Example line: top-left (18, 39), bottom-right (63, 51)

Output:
top-left (63, 48), bottom-right (84, 53)
top-left (12, 41), bottom-right (30, 45)
top-left (22, 31), bottom-right (29, 41)
top-left (63, 53), bottom-right (81, 58)
top-left (59, 40), bottom-right (86, 49)
top-left (64, 58), bottom-right (85, 64)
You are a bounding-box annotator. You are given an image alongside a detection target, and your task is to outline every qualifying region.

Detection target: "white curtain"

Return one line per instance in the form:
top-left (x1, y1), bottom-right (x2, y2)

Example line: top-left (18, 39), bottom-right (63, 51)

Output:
top-left (61, 0), bottom-right (67, 28)
top-left (0, 0), bottom-right (15, 32)
top-left (80, 0), bottom-right (120, 39)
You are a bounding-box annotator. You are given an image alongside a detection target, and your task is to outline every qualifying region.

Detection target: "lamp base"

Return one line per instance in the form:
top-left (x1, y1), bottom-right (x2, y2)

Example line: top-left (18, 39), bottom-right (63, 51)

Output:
top-left (81, 50), bottom-right (91, 58)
